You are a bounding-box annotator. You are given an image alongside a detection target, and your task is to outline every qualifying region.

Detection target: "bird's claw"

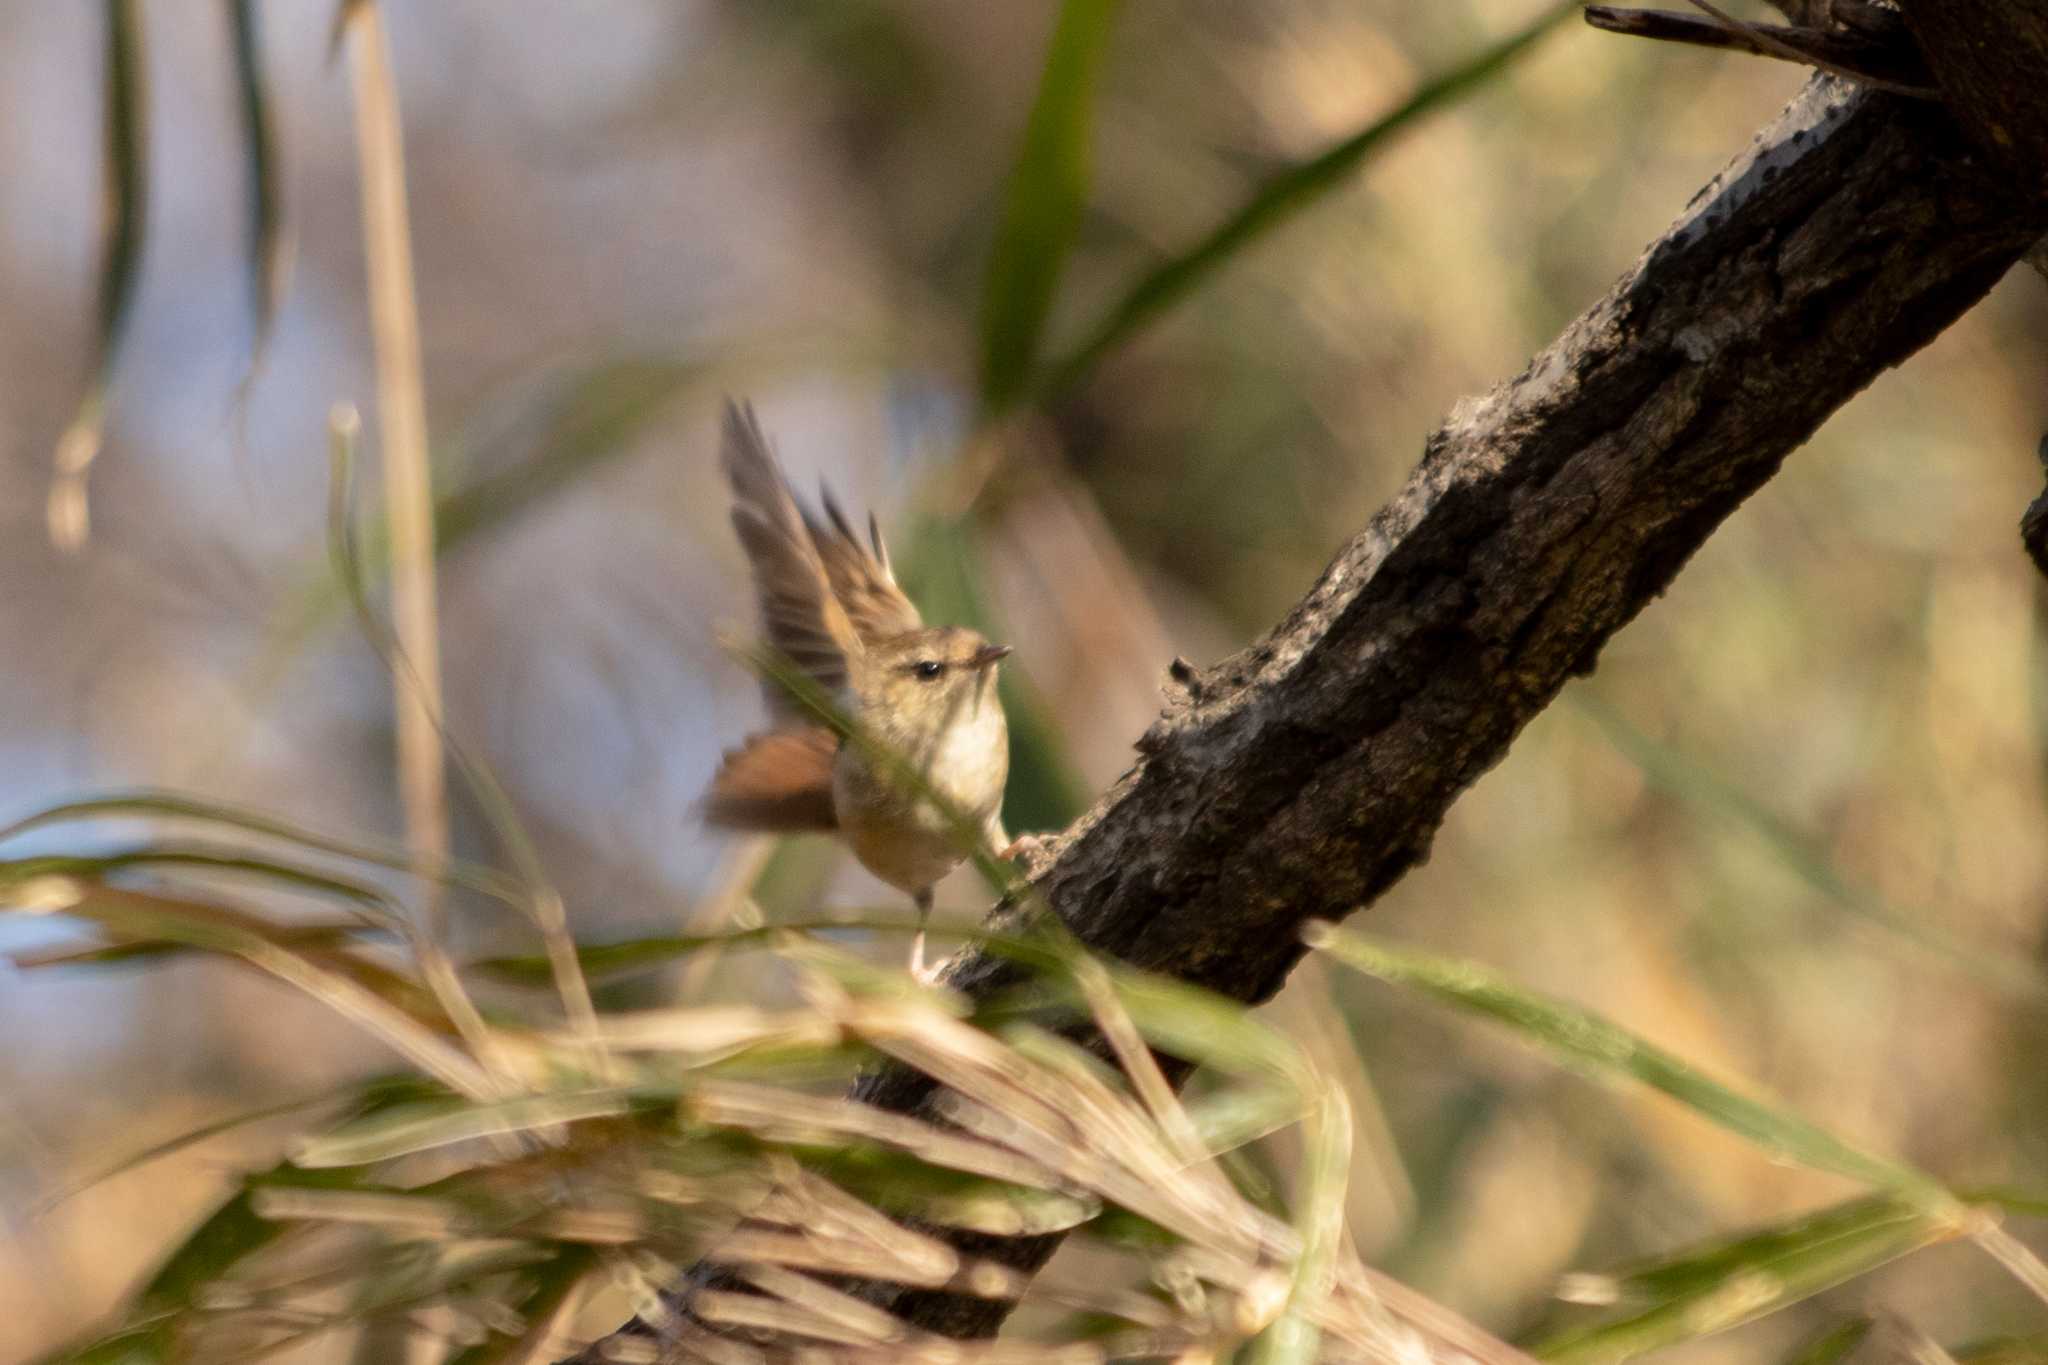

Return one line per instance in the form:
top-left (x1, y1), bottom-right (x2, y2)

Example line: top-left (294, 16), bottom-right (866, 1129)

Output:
top-left (908, 930), bottom-right (941, 985)
top-left (1001, 832), bottom-right (1054, 875)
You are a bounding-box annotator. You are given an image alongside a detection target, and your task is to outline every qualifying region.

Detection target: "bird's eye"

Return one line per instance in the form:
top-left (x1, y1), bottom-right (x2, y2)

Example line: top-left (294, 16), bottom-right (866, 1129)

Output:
top-left (911, 660), bottom-right (945, 680)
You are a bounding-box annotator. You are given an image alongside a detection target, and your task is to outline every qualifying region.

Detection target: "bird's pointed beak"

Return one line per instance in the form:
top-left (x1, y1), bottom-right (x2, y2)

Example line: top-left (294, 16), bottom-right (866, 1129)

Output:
top-left (970, 643), bottom-right (1012, 670)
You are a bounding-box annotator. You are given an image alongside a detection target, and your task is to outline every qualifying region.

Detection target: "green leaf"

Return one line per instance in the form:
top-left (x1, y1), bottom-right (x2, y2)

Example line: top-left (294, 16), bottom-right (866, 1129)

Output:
top-left (1533, 1198), bottom-right (1947, 1364)
top-left (1038, 0), bottom-right (1580, 400)
top-left (976, 0), bottom-right (1121, 411)
top-left (229, 0), bottom-right (285, 363)
top-left (1309, 925), bottom-right (1961, 1214)
top-left (1780, 1316), bottom-right (1878, 1365)
top-left (0, 790), bottom-right (527, 906)
top-left (1245, 1087), bottom-right (1350, 1363)
top-left (1080, 963), bottom-right (1307, 1084)
top-left (35, 1078), bottom-right (388, 1213)
top-left (48, 0), bottom-right (149, 551)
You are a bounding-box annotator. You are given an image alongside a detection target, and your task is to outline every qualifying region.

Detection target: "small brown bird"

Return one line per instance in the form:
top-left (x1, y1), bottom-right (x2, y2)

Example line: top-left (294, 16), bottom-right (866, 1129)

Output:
top-left (704, 400), bottom-right (1012, 976)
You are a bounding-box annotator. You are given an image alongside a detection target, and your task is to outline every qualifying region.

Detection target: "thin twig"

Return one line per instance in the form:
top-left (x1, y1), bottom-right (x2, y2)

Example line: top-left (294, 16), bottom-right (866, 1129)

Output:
top-left (343, 0), bottom-right (450, 935)
top-left (1674, 0), bottom-right (1935, 95)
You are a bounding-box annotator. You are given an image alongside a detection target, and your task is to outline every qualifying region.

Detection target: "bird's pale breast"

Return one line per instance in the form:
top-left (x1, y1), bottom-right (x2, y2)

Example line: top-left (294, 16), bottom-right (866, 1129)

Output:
top-left (832, 695), bottom-right (1008, 895)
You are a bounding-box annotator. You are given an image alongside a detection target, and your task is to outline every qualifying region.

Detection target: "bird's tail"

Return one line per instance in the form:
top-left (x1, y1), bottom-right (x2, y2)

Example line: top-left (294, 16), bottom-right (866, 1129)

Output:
top-left (702, 726), bottom-right (839, 832)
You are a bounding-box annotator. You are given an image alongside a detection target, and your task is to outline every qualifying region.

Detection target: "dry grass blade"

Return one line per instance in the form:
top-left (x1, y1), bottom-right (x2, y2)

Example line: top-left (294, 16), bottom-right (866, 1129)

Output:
top-left (5, 877), bottom-right (496, 1099)
top-left (293, 1090), bottom-right (639, 1168)
top-left (576, 1006), bottom-right (841, 1057)
top-left (342, 2), bottom-right (449, 925)
top-left (331, 408), bottom-right (518, 1097)
top-left (0, 789), bottom-right (531, 906)
top-left (1969, 1221), bottom-right (2048, 1309)
top-left (688, 1080), bottom-right (1071, 1190)
top-left (732, 1263), bottom-right (906, 1345)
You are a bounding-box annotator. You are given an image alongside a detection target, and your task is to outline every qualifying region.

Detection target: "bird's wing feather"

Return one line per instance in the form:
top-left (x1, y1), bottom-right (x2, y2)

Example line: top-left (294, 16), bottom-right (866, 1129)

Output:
top-left (722, 401), bottom-right (866, 719)
top-left (810, 484), bottom-right (922, 644)
top-left (703, 726), bottom-right (839, 832)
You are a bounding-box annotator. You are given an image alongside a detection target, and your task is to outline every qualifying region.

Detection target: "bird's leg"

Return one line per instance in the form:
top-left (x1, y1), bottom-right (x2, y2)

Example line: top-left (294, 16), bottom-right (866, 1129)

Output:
top-left (909, 886), bottom-right (936, 982)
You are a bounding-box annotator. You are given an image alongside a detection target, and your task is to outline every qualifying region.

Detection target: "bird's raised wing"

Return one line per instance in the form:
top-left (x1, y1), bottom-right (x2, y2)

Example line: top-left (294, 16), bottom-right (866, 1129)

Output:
top-left (722, 400), bottom-right (867, 719)
top-left (811, 483), bottom-right (922, 645)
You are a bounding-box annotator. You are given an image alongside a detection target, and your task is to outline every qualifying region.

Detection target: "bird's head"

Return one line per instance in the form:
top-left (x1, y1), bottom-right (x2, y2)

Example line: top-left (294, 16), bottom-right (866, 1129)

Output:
top-left (850, 626), bottom-right (1010, 749)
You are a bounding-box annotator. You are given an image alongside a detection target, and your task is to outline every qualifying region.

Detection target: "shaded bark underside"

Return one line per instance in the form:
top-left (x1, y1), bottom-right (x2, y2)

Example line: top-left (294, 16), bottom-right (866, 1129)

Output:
top-left (578, 49), bottom-right (2048, 1363)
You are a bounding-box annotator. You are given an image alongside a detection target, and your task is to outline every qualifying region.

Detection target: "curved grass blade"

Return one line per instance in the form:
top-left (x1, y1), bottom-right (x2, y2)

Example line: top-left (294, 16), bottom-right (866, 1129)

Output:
top-left (0, 790), bottom-right (528, 906)
top-left (977, 0), bottom-right (1121, 412)
top-left (295, 1089), bottom-right (646, 1169)
top-left (8, 922), bottom-right (365, 971)
top-left (329, 413), bottom-right (601, 1068)
top-left (1533, 1197), bottom-right (1947, 1364)
top-left (35, 1077), bottom-right (423, 1217)
top-left (2, 844), bottom-right (406, 927)
top-left (1307, 924), bottom-right (1962, 1215)
top-left (4, 878), bottom-right (497, 1097)
top-left (475, 912), bottom-right (1075, 988)
top-left (1246, 1086), bottom-right (1351, 1363)
top-left (49, 0), bottom-right (149, 552)
top-left (1038, 0), bottom-right (1580, 401)
top-left (1782, 1317), bottom-right (1879, 1365)
top-left (229, 0), bottom-right (287, 370)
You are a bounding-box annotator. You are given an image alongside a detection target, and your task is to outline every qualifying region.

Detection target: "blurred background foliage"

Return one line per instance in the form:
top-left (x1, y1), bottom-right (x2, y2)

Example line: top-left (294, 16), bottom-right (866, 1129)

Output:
top-left (3, 0), bottom-right (2048, 1361)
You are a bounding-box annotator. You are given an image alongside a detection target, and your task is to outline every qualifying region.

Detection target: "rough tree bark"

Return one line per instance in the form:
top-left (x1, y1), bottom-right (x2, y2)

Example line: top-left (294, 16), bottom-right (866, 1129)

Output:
top-left (576, 11), bottom-right (2048, 1359)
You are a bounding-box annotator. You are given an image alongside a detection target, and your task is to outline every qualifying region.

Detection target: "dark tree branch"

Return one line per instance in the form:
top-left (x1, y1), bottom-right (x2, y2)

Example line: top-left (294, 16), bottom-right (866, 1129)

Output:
top-left (574, 72), bottom-right (2048, 1362)
top-left (1900, 0), bottom-right (2048, 176)
top-left (1582, 5), bottom-right (1932, 91)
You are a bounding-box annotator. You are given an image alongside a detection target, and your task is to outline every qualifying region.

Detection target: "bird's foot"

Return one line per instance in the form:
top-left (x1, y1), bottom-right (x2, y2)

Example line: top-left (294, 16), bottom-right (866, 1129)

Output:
top-left (1000, 832), bottom-right (1055, 876)
top-left (908, 929), bottom-right (941, 985)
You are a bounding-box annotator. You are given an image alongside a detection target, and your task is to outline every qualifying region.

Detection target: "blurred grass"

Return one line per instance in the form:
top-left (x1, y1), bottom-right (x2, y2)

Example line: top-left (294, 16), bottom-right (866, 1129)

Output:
top-left (1038, 0), bottom-right (1582, 403)
top-left (977, 0), bottom-right (1121, 413)
top-left (228, 0), bottom-right (284, 368)
top-left (46, 0), bottom-right (147, 553)
top-left (6, 1), bottom-right (2048, 1361)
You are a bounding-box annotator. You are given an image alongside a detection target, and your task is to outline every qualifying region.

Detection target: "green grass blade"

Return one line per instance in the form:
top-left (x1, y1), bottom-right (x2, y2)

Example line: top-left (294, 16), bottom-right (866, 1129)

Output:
top-left (1780, 1316), bottom-right (1877, 1365)
top-left (0, 790), bottom-right (528, 906)
top-left (1533, 1197), bottom-right (1947, 1364)
top-left (1038, 0), bottom-right (1579, 401)
top-left (228, 0), bottom-right (285, 361)
top-left (976, 0), bottom-right (1121, 412)
top-left (35, 1079), bottom-right (385, 1214)
top-left (296, 1090), bottom-right (646, 1168)
top-left (1246, 1087), bottom-right (1350, 1363)
top-left (49, 0), bottom-right (149, 551)
top-left (1574, 693), bottom-right (2048, 1000)
top-left (1309, 925), bottom-right (1961, 1213)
